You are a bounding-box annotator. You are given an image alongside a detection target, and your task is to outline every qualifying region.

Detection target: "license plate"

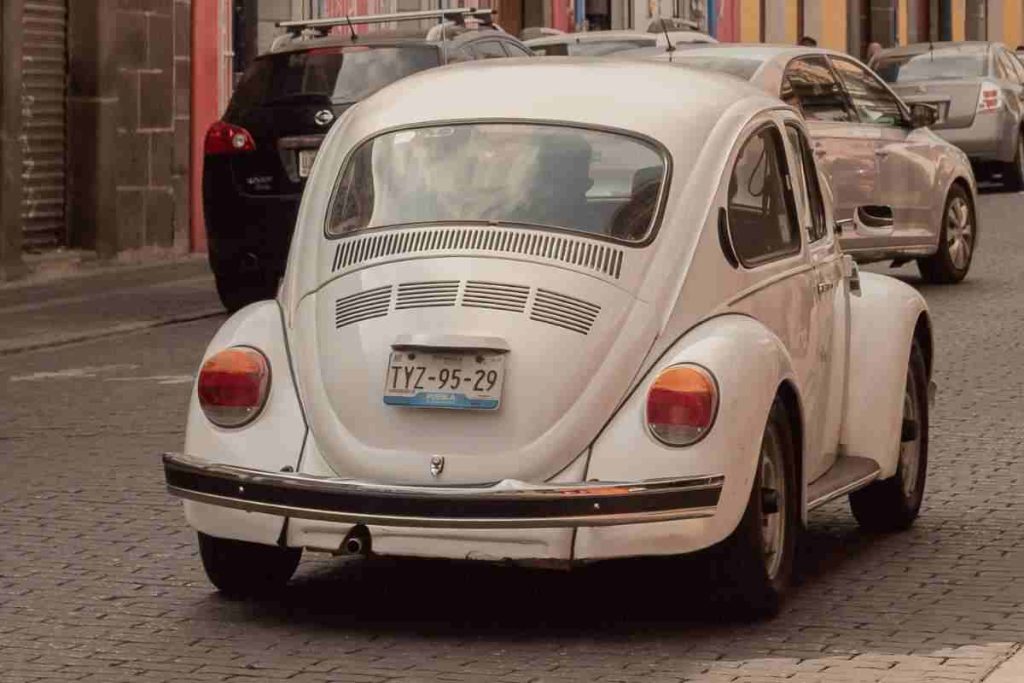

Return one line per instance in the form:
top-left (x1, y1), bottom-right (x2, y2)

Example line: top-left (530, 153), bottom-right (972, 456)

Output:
top-left (383, 350), bottom-right (506, 410)
top-left (298, 149), bottom-right (317, 178)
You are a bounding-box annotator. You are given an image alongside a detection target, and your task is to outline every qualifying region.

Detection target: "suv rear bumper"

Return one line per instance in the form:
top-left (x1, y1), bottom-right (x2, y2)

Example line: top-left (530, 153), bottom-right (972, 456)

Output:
top-left (163, 453), bottom-right (724, 529)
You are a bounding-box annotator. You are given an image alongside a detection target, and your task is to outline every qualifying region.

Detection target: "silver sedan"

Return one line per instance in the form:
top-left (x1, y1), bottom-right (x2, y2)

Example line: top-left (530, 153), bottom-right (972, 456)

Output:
top-left (871, 42), bottom-right (1024, 190)
top-left (621, 44), bottom-right (979, 283)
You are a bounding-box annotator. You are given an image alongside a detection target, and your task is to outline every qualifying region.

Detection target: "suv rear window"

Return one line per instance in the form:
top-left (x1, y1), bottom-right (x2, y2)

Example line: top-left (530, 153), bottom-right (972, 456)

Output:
top-left (326, 123), bottom-right (668, 243)
top-left (226, 45), bottom-right (440, 114)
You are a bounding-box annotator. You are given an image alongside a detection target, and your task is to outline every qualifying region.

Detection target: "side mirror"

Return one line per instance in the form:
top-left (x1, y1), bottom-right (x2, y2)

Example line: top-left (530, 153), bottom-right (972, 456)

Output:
top-left (909, 102), bottom-right (939, 129)
top-left (835, 206), bottom-right (894, 237)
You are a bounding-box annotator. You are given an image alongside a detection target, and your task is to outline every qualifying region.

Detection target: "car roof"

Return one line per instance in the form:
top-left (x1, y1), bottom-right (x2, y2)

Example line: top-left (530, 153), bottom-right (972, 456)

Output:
top-left (268, 25), bottom-right (513, 55)
top-left (346, 58), bottom-right (782, 149)
top-left (624, 42), bottom-right (842, 64)
top-left (525, 30), bottom-right (655, 47)
top-left (877, 41), bottom-right (994, 58)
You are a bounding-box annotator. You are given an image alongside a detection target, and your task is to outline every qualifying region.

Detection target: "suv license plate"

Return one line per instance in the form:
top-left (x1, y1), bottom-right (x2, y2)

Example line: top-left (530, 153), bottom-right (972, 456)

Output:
top-left (383, 350), bottom-right (506, 410)
top-left (298, 149), bottom-right (317, 178)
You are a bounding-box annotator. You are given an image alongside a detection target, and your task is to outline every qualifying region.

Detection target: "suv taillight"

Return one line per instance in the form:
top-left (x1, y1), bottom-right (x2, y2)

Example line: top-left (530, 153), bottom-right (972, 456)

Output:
top-left (977, 84), bottom-right (1002, 113)
top-left (205, 120), bottom-right (256, 155)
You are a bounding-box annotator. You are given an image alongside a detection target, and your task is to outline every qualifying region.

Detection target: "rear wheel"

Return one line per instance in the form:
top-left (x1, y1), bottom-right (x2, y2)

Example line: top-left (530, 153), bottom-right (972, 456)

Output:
top-left (198, 532), bottom-right (301, 598)
top-left (917, 185), bottom-right (974, 284)
top-left (709, 399), bottom-right (797, 617)
top-left (1002, 132), bottom-right (1024, 191)
top-left (849, 340), bottom-right (928, 532)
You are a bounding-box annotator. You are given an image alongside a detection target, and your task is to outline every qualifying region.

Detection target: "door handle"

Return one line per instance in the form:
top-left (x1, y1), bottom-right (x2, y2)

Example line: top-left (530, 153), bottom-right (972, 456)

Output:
top-left (875, 149), bottom-right (890, 158)
top-left (814, 147), bottom-right (827, 158)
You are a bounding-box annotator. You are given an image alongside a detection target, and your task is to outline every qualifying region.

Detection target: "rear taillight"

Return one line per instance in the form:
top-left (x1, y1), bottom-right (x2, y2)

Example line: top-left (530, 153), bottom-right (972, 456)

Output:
top-left (977, 85), bottom-right (1002, 113)
top-left (646, 364), bottom-right (718, 446)
top-left (204, 120), bottom-right (256, 155)
top-left (197, 347), bottom-right (270, 428)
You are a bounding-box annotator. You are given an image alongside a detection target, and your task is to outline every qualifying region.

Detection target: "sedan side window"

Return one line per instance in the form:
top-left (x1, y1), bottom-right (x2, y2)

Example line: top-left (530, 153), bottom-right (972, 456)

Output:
top-left (780, 56), bottom-right (854, 123)
top-left (727, 126), bottom-right (802, 266)
top-left (831, 57), bottom-right (906, 127)
top-left (785, 125), bottom-right (829, 243)
top-left (504, 42), bottom-right (534, 57)
top-left (471, 41), bottom-right (508, 59)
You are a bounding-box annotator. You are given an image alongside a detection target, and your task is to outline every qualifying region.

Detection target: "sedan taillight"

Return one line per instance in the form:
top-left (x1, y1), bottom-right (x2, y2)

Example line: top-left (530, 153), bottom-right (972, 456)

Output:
top-left (977, 85), bottom-right (1002, 113)
top-left (197, 347), bottom-right (270, 428)
top-left (204, 120), bottom-right (256, 155)
top-left (645, 364), bottom-right (718, 446)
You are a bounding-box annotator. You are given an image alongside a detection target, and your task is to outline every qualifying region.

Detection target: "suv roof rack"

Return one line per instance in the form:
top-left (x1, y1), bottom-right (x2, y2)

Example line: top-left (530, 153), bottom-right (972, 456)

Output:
top-left (278, 8), bottom-right (494, 37)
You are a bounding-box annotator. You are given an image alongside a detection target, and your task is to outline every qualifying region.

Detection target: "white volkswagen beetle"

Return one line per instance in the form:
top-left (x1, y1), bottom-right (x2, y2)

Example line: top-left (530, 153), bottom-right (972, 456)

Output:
top-left (163, 60), bottom-right (934, 615)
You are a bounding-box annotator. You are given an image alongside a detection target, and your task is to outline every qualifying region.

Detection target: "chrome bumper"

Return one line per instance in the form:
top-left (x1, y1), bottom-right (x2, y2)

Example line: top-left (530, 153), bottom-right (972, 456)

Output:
top-left (163, 453), bottom-right (724, 529)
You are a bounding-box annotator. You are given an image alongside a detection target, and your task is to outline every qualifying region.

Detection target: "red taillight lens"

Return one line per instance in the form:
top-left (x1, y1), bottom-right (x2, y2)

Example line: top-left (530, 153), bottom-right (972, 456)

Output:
top-left (204, 120), bottom-right (256, 155)
top-left (646, 365), bottom-right (718, 446)
top-left (197, 347), bottom-right (270, 428)
top-left (977, 86), bottom-right (1002, 113)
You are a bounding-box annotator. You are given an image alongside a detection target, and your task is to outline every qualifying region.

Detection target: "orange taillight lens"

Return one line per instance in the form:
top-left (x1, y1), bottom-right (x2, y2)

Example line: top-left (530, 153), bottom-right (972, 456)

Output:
top-left (645, 364), bottom-right (718, 446)
top-left (197, 347), bottom-right (270, 428)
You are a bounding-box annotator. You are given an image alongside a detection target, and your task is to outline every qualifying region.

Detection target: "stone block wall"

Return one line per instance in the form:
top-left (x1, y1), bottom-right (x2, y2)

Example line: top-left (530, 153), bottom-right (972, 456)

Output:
top-left (67, 0), bottom-right (191, 258)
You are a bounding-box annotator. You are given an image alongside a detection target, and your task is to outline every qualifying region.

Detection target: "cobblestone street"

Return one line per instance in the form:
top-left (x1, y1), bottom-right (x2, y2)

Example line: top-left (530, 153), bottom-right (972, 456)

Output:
top-left (2, 191), bottom-right (1023, 682)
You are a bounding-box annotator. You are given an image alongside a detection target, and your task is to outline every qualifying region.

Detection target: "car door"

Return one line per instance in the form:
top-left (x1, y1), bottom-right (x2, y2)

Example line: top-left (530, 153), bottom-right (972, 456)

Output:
top-left (994, 46), bottom-right (1024, 119)
top-left (784, 120), bottom-right (846, 478)
top-left (780, 56), bottom-right (878, 236)
top-left (830, 56), bottom-right (936, 250)
top-left (723, 121), bottom-right (832, 481)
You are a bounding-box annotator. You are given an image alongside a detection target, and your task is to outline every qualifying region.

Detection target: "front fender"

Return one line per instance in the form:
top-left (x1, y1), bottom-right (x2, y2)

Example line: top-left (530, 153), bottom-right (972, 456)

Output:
top-left (575, 314), bottom-right (800, 560)
top-left (181, 301), bottom-right (308, 545)
top-left (843, 272), bottom-right (930, 478)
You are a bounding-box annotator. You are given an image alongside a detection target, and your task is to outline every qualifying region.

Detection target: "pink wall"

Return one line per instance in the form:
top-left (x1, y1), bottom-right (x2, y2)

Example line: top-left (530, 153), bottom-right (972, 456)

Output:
top-left (714, 0), bottom-right (739, 42)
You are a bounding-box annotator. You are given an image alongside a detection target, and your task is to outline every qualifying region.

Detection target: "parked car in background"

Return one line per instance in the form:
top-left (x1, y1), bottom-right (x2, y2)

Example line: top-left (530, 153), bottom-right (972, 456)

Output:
top-left (871, 42), bottom-right (1024, 190)
top-left (622, 44), bottom-right (978, 283)
top-left (164, 59), bottom-right (933, 617)
top-left (203, 9), bottom-right (532, 311)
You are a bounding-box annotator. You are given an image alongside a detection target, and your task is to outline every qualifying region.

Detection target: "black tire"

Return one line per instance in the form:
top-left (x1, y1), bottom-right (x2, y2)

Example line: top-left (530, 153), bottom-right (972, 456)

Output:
top-left (708, 399), bottom-right (798, 617)
top-left (214, 270), bottom-right (278, 313)
top-left (1002, 132), bottom-right (1024, 191)
top-left (917, 184), bottom-right (975, 284)
top-left (849, 340), bottom-right (928, 532)
top-left (198, 532), bottom-right (301, 598)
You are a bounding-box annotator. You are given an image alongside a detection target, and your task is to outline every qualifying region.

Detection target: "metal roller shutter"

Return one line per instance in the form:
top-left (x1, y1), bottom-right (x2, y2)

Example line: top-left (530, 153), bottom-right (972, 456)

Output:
top-left (21, 0), bottom-right (67, 251)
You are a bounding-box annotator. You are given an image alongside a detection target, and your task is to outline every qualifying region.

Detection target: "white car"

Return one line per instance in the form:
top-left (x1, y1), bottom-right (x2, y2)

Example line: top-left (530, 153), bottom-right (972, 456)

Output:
top-left (163, 59), bottom-right (934, 615)
top-left (526, 29), bottom-right (714, 56)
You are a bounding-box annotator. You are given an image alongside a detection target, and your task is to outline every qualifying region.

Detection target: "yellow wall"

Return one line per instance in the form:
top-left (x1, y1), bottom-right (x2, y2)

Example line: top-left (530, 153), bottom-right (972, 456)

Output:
top-left (898, 0), bottom-right (908, 46)
top-left (784, 0), bottom-right (798, 43)
top-left (952, 0), bottom-right (965, 41)
top-left (819, 0), bottom-right (847, 51)
top-left (740, 0), bottom-right (762, 43)
top-left (1004, 0), bottom-right (1023, 49)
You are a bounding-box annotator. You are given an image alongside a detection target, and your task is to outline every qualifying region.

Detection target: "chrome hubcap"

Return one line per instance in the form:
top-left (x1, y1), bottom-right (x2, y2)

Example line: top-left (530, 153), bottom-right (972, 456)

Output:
top-left (945, 196), bottom-right (972, 271)
top-left (899, 369), bottom-right (921, 500)
top-left (760, 434), bottom-right (785, 581)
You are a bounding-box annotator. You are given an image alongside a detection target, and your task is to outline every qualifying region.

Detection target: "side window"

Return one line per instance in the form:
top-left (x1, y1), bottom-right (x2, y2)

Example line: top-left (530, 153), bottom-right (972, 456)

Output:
top-left (997, 49), bottom-right (1024, 82)
top-left (831, 57), bottom-right (906, 127)
top-left (780, 56), bottom-right (854, 123)
top-left (785, 124), bottom-right (829, 243)
top-left (445, 47), bottom-right (473, 64)
top-left (471, 40), bottom-right (508, 59)
top-left (727, 126), bottom-right (802, 266)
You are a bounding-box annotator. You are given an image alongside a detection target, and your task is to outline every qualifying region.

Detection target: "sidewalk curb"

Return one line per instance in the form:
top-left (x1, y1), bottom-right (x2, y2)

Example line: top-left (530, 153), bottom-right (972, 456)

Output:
top-left (982, 643), bottom-right (1024, 682)
top-left (0, 308), bottom-right (225, 356)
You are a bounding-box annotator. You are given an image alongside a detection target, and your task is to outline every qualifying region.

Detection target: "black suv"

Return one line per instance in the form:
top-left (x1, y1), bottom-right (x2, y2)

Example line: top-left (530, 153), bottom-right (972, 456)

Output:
top-left (203, 9), bottom-right (532, 311)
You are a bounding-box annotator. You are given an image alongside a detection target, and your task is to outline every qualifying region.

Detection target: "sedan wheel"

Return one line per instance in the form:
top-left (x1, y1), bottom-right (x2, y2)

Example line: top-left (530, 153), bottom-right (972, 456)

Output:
top-left (917, 185), bottom-right (975, 284)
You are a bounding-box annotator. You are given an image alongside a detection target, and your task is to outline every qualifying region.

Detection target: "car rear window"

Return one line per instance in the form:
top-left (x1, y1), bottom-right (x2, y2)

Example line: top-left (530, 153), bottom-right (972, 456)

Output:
top-left (226, 45), bottom-right (440, 114)
top-left (667, 56), bottom-right (764, 81)
top-left (873, 50), bottom-right (986, 82)
top-left (533, 39), bottom-right (656, 56)
top-left (326, 123), bottom-right (669, 243)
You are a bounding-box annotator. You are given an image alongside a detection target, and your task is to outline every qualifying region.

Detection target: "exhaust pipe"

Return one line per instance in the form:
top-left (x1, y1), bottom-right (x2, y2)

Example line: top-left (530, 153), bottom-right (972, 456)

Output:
top-left (339, 525), bottom-right (370, 557)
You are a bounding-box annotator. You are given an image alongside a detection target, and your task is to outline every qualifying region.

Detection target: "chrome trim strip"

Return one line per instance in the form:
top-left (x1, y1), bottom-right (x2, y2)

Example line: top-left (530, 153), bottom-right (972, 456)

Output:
top-left (807, 470), bottom-right (880, 511)
top-left (163, 453), bottom-right (723, 529)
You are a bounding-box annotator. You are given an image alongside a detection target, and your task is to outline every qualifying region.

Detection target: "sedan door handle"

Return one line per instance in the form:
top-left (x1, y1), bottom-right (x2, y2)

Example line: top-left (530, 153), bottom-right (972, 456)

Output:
top-left (875, 149), bottom-right (890, 158)
top-left (814, 147), bottom-right (827, 158)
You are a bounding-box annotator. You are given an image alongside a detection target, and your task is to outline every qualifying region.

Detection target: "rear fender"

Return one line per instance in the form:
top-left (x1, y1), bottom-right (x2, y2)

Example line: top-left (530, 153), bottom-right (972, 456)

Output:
top-left (842, 272), bottom-right (930, 478)
top-left (575, 314), bottom-right (800, 560)
top-left (182, 301), bottom-right (308, 545)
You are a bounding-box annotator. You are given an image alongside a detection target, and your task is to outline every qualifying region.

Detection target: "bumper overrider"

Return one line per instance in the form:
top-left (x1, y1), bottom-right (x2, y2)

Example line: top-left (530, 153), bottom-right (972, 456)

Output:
top-left (163, 453), bottom-right (724, 529)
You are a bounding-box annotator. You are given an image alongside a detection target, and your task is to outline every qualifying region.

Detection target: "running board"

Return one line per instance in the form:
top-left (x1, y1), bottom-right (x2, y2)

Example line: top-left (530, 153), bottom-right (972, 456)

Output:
top-left (807, 455), bottom-right (880, 511)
